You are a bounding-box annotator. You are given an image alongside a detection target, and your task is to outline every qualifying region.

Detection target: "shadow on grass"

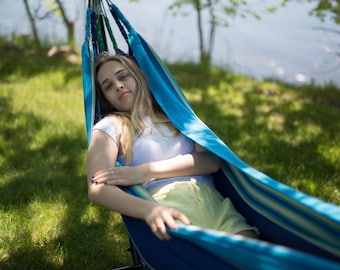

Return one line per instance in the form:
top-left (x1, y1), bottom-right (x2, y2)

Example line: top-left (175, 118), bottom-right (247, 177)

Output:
top-left (1, 52), bottom-right (338, 269)
top-left (171, 65), bottom-right (339, 204)
top-left (0, 43), bottom-right (80, 85)
top-left (241, 87), bottom-right (338, 177)
top-left (0, 97), bottom-right (130, 268)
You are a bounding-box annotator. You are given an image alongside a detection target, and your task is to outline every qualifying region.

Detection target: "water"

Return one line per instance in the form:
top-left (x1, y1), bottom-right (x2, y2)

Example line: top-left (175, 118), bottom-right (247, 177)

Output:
top-left (0, 0), bottom-right (339, 85)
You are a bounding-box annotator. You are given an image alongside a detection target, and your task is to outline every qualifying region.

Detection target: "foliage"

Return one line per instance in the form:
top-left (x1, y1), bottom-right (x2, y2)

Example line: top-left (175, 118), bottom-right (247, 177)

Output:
top-left (146, 0), bottom-right (340, 65)
top-left (308, 0), bottom-right (340, 24)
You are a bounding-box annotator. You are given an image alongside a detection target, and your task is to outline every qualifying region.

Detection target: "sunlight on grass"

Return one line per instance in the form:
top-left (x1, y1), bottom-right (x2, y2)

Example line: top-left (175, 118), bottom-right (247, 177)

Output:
top-left (11, 72), bottom-right (83, 124)
top-left (28, 200), bottom-right (67, 243)
top-left (81, 204), bottom-right (107, 225)
top-left (266, 112), bottom-right (285, 132)
top-left (0, 201), bottom-right (64, 255)
top-left (282, 122), bottom-right (323, 147)
top-left (1, 44), bottom-right (339, 269)
top-left (179, 65), bottom-right (340, 205)
top-left (0, 46), bottom-right (132, 268)
top-left (317, 142), bottom-right (340, 165)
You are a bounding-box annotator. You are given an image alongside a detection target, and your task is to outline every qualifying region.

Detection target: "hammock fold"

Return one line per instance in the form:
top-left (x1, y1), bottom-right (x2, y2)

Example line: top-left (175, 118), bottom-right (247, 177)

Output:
top-left (82, 1), bottom-right (340, 269)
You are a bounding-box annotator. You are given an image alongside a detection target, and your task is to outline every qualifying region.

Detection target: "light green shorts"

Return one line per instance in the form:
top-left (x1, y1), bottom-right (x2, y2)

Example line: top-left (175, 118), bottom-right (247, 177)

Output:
top-left (149, 179), bottom-right (257, 234)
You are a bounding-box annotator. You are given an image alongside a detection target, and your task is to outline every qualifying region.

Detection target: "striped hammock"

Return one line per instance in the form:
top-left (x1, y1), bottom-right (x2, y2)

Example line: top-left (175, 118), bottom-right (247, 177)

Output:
top-left (82, 1), bottom-right (340, 269)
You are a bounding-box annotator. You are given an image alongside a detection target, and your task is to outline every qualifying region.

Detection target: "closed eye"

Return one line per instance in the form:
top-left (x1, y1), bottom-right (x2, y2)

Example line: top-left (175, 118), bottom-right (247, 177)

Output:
top-left (103, 82), bottom-right (113, 91)
top-left (118, 72), bottom-right (130, 81)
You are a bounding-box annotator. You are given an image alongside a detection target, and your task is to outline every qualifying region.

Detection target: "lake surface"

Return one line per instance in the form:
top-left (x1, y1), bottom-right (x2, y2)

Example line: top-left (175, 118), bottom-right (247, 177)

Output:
top-left (0, 0), bottom-right (339, 85)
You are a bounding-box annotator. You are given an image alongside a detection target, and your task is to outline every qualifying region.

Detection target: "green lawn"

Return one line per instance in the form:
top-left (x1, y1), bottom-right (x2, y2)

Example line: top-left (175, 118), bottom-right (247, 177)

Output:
top-left (0, 42), bottom-right (339, 269)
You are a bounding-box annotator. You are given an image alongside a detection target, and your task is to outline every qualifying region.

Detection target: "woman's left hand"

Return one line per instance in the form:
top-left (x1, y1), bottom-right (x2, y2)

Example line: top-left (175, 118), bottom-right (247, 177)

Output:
top-left (92, 165), bottom-right (149, 186)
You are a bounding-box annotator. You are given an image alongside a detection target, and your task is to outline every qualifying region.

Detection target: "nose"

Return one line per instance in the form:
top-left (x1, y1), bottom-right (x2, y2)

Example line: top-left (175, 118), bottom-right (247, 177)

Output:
top-left (115, 82), bottom-right (123, 92)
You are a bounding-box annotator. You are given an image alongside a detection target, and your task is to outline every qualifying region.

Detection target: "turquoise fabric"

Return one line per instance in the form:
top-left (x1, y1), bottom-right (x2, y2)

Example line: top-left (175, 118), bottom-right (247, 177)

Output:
top-left (82, 2), bottom-right (340, 269)
top-left (172, 224), bottom-right (340, 270)
top-left (82, 8), bottom-right (95, 146)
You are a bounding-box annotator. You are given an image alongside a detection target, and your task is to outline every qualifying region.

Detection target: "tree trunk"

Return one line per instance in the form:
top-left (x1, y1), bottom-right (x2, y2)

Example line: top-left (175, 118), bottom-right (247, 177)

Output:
top-left (194, 0), bottom-right (212, 66)
top-left (194, 0), bottom-right (205, 64)
top-left (23, 0), bottom-right (41, 48)
top-left (207, 0), bottom-right (216, 65)
top-left (55, 0), bottom-right (75, 50)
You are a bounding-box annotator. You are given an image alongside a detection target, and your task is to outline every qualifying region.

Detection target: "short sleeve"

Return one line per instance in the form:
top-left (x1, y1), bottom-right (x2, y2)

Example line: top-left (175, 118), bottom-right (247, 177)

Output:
top-left (92, 116), bottom-right (120, 147)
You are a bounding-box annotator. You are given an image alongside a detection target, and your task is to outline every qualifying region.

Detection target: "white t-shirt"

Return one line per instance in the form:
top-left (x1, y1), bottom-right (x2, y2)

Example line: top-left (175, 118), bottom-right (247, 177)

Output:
top-left (92, 116), bottom-right (214, 191)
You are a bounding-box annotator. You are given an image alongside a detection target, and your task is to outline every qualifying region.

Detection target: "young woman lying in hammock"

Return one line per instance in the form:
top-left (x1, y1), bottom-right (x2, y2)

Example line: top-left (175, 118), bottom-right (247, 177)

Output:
top-left (87, 52), bottom-right (258, 240)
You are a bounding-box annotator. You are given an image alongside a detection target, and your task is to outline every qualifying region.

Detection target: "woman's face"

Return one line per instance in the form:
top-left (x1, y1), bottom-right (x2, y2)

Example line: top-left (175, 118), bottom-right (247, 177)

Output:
top-left (97, 60), bottom-right (137, 112)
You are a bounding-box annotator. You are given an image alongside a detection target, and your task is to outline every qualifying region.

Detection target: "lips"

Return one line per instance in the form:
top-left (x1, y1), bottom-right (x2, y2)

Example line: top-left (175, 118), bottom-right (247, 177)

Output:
top-left (119, 91), bottom-right (130, 100)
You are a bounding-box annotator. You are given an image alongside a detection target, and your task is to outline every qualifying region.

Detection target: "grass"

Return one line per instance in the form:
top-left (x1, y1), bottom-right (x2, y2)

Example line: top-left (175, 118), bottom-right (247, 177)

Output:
top-left (0, 40), bottom-right (339, 269)
top-left (0, 42), bottom-right (131, 269)
top-left (172, 63), bottom-right (339, 203)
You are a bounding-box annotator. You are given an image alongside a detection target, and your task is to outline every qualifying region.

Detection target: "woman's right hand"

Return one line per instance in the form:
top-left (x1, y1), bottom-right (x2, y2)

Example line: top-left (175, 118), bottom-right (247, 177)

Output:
top-left (144, 205), bottom-right (191, 240)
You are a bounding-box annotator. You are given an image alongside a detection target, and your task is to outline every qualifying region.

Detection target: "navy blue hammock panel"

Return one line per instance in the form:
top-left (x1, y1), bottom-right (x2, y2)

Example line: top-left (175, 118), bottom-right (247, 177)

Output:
top-left (82, 1), bottom-right (340, 269)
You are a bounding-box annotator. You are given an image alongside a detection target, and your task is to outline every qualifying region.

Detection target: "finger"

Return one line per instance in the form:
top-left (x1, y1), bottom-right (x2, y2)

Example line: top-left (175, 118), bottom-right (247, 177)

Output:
top-left (94, 167), bottom-right (116, 177)
top-left (162, 212), bottom-right (178, 230)
top-left (92, 174), bottom-right (109, 184)
top-left (92, 168), bottom-right (115, 183)
top-left (172, 210), bottom-right (191, 226)
top-left (151, 219), bottom-right (170, 240)
top-left (104, 179), bottom-right (126, 186)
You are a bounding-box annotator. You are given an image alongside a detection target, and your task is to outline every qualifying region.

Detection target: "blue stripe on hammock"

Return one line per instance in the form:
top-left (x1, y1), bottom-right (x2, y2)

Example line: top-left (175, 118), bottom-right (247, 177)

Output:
top-left (126, 29), bottom-right (340, 262)
top-left (82, 8), bottom-right (95, 146)
top-left (229, 165), bottom-right (337, 237)
top-left (171, 224), bottom-right (340, 270)
top-left (82, 2), bottom-right (340, 267)
top-left (127, 25), bottom-right (340, 259)
top-left (122, 184), bottom-right (340, 269)
top-left (220, 163), bottom-right (340, 259)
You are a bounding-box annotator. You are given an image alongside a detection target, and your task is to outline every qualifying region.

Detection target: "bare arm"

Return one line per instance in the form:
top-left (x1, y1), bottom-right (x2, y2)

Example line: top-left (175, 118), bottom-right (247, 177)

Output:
top-left (87, 130), bottom-right (152, 217)
top-left (146, 144), bottom-right (220, 180)
top-left (87, 130), bottom-right (190, 239)
top-left (94, 143), bottom-right (220, 186)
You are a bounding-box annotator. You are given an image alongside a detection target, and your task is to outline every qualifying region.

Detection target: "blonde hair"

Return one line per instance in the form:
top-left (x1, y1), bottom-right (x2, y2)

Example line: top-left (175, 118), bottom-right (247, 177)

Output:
top-left (95, 52), bottom-right (177, 162)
